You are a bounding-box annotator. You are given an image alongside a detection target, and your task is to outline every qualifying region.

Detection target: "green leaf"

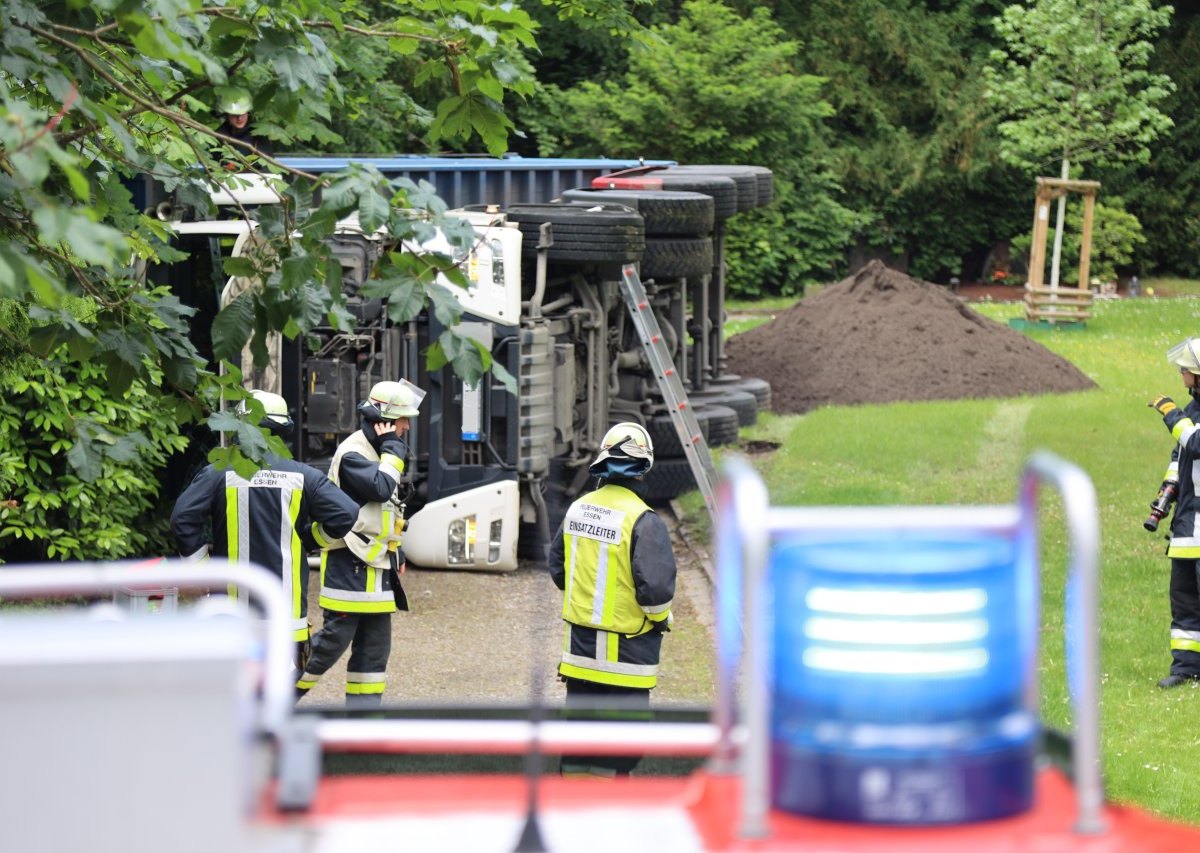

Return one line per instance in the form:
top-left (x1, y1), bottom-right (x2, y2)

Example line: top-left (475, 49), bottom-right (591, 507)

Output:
top-left (66, 435), bottom-right (103, 483)
top-left (358, 188), bottom-right (390, 234)
top-left (101, 354), bottom-right (137, 396)
top-left (489, 358), bottom-right (517, 397)
top-left (426, 282), bottom-right (464, 327)
top-left (211, 292), bottom-right (255, 364)
top-left (437, 329), bottom-right (487, 387)
top-left (223, 256), bottom-right (257, 277)
top-left (0, 245), bottom-right (27, 298)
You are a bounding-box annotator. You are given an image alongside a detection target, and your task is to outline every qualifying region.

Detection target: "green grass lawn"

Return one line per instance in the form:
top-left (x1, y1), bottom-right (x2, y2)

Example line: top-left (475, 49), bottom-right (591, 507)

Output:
top-left (696, 284), bottom-right (1200, 823)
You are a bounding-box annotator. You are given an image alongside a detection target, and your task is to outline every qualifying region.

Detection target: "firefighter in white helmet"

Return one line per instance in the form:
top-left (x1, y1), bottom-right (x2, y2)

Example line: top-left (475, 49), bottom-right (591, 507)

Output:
top-left (548, 421), bottom-right (677, 776)
top-left (297, 380), bottom-right (423, 708)
top-left (1149, 338), bottom-right (1200, 688)
top-left (170, 390), bottom-right (360, 671)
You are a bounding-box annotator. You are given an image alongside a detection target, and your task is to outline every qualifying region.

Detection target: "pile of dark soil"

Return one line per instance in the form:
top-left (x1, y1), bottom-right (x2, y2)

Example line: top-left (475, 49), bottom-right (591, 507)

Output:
top-left (725, 260), bottom-right (1096, 415)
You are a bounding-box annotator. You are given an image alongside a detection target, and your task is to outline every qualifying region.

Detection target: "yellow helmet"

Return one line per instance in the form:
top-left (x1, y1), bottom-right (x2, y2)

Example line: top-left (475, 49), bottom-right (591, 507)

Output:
top-left (590, 422), bottom-right (654, 476)
top-left (1168, 338), bottom-right (1200, 375)
top-left (361, 380), bottom-right (422, 420)
top-left (217, 86), bottom-right (252, 117)
top-left (237, 389), bottom-right (293, 433)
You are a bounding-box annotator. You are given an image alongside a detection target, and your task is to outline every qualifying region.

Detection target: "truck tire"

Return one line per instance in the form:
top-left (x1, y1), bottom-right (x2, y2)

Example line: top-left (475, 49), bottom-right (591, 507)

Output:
top-left (709, 374), bottom-right (771, 411)
top-left (694, 402), bottom-right (740, 446)
top-left (690, 386), bottom-right (757, 427)
top-left (666, 166), bottom-right (759, 213)
top-left (594, 173), bottom-right (738, 221)
top-left (504, 202), bottom-right (646, 263)
top-left (560, 189), bottom-right (714, 236)
top-left (641, 456), bottom-right (699, 503)
top-left (646, 401), bottom-right (746, 456)
top-left (641, 236), bottom-right (714, 281)
top-left (672, 165), bottom-right (772, 209)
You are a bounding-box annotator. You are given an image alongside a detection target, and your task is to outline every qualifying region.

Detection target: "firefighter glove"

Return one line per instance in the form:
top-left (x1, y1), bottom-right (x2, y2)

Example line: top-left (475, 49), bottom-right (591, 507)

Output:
top-left (1149, 395), bottom-right (1178, 416)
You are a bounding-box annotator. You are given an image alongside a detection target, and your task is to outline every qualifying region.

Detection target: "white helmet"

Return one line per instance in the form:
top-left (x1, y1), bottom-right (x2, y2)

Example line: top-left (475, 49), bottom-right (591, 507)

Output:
top-left (590, 422), bottom-right (654, 476)
top-left (361, 380), bottom-right (422, 421)
top-left (1168, 338), bottom-right (1200, 375)
top-left (237, 389), bottom-right (293, 433)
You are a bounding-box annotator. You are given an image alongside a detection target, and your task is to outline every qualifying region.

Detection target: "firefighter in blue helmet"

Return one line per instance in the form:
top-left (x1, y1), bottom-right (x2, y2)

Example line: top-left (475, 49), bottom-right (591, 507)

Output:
top-left (170, 390), bottom-right (359, 670)
top-left (297, 380), bottom-right (422, 708)
top-left (1149, 338), bottom-right (1200, 688)
top-left (548, 422), bottom-right (677, 777)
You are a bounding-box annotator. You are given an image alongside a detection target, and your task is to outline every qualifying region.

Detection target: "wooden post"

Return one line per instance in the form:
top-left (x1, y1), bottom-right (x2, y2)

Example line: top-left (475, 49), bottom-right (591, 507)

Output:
top-left (1077, 191), bottom-right (1096, 290)
top-left (1028, 188), bottom-right (1052, 290)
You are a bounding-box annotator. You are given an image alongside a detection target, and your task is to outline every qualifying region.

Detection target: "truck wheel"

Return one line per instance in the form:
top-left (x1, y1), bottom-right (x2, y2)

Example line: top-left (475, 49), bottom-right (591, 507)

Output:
top-left (560, 189), bottom-right (714, 236)
top-left (641, 236), bottom-right (714, 281)
top-left (646, 401), bottom-right (744, 456)
top-left (665, 166), bottom-right (758, 213)
top-left (690, 386), bottom-right (757, 427)
top-left (666, 165), bottom-right (774, 210)
top-left (709, 374), bottom-right (771, 411)
top-left (641, 456), bottom-right (699, 503)
top-left (505, 202), bottom-right (646, 263)
top-left (594, 173), bottom-right (739, 221)
top-left (694, 402), bottom-right (740, 446)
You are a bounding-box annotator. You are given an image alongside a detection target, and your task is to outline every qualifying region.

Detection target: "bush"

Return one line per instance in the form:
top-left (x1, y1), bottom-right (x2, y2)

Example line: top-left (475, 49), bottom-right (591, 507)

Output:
top-left (0, 301), bottom-right (189, 563)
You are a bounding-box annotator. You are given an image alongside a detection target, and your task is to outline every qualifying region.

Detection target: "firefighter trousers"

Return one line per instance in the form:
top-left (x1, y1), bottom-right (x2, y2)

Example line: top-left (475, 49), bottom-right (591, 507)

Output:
top-left (1170, 557), bottom-right (1200, 677)
top-left (559, 677), bottom-right (651, 777)
top-left (296, 609), bottom-right (392, 708)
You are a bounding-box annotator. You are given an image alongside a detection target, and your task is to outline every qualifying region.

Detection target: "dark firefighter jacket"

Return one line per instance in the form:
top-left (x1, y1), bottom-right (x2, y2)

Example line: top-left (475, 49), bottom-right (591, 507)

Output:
top-left (1162, 397), bottom-right (1200, 559)
top-left (549, 477), bottom-right (676, 689)
top-left (170, 455), bottom-right (359, 641)
top-left (318, 428), bottom-right (408, 613)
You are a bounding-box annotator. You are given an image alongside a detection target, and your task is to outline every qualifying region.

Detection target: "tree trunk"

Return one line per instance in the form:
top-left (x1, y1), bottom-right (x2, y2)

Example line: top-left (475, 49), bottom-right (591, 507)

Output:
top-left (1049, 157), bottom-right (1069, 287)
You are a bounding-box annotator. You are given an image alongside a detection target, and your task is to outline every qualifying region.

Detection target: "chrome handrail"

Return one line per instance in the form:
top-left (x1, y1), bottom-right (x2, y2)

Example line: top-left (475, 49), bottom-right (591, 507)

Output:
top-left (0, 560), bottom-right (293, 738)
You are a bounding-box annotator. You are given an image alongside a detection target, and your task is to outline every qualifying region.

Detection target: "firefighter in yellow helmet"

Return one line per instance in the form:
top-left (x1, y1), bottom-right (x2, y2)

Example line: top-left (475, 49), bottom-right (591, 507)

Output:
top-left (548, 422), bottom-right (677, 776)
top-left (297, 380), bottom-right (422, 708)
top-left (170, 390), bottom-right (359, 671)
top-left (1148, 338), bottom-right (1200, 688)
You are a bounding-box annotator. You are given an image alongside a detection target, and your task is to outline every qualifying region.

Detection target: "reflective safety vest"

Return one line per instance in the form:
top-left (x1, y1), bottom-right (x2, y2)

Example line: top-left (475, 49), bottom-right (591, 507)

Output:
top-left (558, 484), bottom-right (667, 689)
top-left (1165, 401), bottom-right (1200, 558)
top-left (323, 430), bottom-right (406, 568)
top-left (319, 431), bottom-right (403, 612)
top-left (220, 469), bottom-right (308, 641)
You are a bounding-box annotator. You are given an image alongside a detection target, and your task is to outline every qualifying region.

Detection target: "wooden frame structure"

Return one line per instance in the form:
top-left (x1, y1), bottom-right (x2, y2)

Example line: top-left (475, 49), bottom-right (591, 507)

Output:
top-left (1025, 177), bottom-right (1101, 325)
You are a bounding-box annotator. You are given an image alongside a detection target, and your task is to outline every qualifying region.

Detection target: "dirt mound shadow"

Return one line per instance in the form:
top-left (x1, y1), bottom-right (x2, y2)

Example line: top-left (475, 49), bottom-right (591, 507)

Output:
top-left (725, 260), bottom-right (1096, 415)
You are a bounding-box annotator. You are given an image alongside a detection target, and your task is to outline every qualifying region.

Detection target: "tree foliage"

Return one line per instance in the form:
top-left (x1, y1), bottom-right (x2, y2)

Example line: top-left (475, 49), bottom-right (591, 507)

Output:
top-left (785, 0), bottom-right (1024, 280)
top-left (1117, 9), bottom-right (1200, 276)
top-left (984, 0), bottom-right (1174, 173)
top-left (0, 0), bottom-right (642, 562)
top-left (521, 0), bottom-right (858, 293)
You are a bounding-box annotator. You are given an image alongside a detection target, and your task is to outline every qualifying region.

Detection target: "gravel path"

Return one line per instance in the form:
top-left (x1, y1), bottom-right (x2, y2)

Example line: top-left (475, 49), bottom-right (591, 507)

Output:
top-left (298, 508), bottom-right (717, 709)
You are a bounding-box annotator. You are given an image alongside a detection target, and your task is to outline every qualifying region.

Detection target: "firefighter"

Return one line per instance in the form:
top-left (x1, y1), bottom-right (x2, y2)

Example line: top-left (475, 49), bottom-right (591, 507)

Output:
top-left (548, 422), bottom-right (677, 777)
top-left (170, 390), bottom-right (359, 670)
top-left (214, 85), bottom-right (273, 161)
top-left (1149, 337), bottom-right (1200, 688)
top-left (296, 380), bottom-right (422, 708)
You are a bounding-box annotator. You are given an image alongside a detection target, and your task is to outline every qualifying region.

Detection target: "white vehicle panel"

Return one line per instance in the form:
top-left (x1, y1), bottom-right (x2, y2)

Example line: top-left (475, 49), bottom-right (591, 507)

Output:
top-left (403, 481), bottom-right (520, 571)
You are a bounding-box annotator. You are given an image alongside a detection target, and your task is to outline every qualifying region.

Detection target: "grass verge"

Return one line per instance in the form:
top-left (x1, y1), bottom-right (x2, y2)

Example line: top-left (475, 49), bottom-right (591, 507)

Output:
top-left (695, 292), bottom-right (1200, 822)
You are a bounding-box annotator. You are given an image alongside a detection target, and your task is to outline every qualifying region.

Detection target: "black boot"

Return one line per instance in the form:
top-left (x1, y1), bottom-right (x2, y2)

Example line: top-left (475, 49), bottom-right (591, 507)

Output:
top-left (1158, 673), bottom-right (1199, 689)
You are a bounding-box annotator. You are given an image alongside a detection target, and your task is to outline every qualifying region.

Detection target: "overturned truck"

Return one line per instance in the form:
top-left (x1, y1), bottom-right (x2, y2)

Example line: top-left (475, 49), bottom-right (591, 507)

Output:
top-left (140, 157), bottom-right (774, 570)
